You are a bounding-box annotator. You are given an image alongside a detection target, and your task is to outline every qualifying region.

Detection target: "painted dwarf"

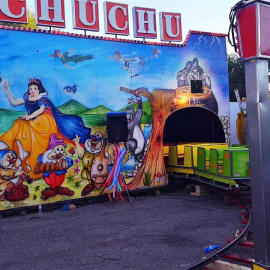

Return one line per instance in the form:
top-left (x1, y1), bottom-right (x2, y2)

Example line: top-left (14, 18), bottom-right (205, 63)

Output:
top-left (73, 132), bottom-right (109, 196)
top-left (35, 134), bottom-right (74, 200)
top-left (0, 150), bottom-right (31, 201)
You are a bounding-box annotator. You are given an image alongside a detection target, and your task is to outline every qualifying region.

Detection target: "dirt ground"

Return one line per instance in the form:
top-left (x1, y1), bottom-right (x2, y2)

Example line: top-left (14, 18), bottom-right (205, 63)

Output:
top-left (0, 184), bottom-right (246, 270)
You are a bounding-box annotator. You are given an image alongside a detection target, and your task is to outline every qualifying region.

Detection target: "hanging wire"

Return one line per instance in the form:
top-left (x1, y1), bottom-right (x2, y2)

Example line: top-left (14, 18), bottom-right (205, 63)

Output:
top-left (228, 0), bottom-right (250, 53)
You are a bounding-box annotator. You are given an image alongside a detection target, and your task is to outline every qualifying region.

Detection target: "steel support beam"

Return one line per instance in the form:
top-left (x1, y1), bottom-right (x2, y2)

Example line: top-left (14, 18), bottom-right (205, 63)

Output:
top-left (245, 59), bottom-right (270, 269)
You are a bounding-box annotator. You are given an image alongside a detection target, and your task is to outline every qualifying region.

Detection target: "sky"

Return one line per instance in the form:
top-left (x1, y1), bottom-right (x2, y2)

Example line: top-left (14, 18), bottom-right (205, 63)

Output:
top-left (26, 0), bottom-right (238, 54)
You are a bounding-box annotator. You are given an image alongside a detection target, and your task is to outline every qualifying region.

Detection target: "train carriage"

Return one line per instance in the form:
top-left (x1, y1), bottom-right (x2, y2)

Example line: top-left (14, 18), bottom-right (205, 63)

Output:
top-left (164, 144), bottom-right (250, 189)
top-left (164, 143), bottom-right (229, 175)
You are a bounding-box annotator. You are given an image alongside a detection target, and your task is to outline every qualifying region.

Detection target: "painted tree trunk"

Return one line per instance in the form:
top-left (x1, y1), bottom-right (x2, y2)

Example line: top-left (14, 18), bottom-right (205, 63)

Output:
top-left (129, 89), bottom-right (184, 189)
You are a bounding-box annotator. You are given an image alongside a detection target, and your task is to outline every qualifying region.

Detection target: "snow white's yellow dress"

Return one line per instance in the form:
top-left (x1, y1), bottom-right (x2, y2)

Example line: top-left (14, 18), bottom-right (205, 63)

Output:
top-left (0, 93), bottom-right (91, 179)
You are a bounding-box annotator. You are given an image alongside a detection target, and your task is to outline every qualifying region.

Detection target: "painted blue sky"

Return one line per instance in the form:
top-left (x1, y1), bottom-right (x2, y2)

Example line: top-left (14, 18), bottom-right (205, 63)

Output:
top-left (0, 29), bottom-right (229, 115)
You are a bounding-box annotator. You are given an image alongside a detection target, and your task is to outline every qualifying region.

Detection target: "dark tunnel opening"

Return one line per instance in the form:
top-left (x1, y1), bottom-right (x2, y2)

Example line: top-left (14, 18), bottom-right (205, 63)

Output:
top-left (163, 107), bottom-right (225, 144)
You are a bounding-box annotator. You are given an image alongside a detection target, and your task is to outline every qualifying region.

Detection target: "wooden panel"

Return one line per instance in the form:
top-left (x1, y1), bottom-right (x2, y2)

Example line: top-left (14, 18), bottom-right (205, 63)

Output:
top-left (206, 259), bottom-right (251, 270)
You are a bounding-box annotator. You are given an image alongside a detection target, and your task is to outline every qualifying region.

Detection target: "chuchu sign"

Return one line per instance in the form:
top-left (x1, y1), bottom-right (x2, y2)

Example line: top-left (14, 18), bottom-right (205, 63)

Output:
top-left (0, 0), bottom-right (182, 41)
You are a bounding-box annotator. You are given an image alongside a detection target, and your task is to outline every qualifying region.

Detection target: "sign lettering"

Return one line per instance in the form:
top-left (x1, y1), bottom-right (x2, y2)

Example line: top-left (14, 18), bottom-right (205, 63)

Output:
top-left (0, 0), bottom-right (182, 42)
top-left (72, 0), bottom-right (99, 31)
top-left (160, 12), bottom-right (182, 41)
top-left (0, 0), bottom-right (27, 23)
top-left (104, 2), bottom-right (129, 35)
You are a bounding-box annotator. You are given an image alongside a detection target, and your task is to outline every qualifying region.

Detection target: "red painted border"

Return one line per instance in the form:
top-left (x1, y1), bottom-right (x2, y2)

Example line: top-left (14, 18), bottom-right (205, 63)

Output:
top-left (0, 25), bottom-right (226, 47)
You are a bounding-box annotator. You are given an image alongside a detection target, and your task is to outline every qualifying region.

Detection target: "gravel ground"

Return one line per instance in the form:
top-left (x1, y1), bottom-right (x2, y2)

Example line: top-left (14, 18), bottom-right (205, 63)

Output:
top-left (0, 186), bottom-right (247, 270)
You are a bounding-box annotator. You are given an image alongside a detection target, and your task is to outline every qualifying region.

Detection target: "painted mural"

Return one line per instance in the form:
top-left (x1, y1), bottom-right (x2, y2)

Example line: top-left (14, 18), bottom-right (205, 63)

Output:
top-left (0, 28), bottom-right (229, 211)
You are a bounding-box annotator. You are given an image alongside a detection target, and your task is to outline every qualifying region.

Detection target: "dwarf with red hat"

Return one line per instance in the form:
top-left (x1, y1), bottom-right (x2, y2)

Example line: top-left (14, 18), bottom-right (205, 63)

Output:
top-left (35, 134), bottom-right (74, 200)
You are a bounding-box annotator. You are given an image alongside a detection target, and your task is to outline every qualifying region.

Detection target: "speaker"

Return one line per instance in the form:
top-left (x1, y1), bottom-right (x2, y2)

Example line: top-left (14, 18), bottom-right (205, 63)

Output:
top-left (191, 80), bottom-right (203, 93)
top-left (106, 112), bottom-right (128, 143)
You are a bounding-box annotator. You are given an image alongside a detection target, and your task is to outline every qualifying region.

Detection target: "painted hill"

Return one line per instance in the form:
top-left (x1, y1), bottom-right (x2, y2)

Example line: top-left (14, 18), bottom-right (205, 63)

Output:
top-left (57, 99), bottom-right (89, 115)
top-left (0, 108), bottom-right (25, 134)
top-left (0, 108), bottom-right (24, 116)
top-left (80, 105), bottom-right (113, 127)
top-left (83, 105), bottom-right (113, 115)
top-left (118, 100), bottom-right (152, 115)
top-left (118, 100), bottom-right (153, 124)
top-left (0, 98), bottom-right (153, 133)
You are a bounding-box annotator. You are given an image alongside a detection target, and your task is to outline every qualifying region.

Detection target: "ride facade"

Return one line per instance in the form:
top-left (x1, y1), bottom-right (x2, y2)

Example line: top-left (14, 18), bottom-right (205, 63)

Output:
top-left (0, 23), bottom-right (230, 212)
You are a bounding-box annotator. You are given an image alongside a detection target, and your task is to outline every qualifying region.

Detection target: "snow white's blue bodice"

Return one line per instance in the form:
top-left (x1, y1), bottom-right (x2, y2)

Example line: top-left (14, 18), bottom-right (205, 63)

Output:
top-left (23, 93), bottom-right (91, 143)
top-left (23, 93), bottom-right (49, 115)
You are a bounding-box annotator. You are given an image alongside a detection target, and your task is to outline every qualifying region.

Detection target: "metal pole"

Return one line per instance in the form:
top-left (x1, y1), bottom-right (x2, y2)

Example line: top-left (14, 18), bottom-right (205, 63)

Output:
top-left (245, 59), bottom-right (270, 268)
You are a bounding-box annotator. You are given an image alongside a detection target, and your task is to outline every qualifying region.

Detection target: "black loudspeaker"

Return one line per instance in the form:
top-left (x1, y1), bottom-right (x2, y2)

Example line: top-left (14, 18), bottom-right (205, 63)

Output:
top-left (106, 112), bottom-right (128, 143)
top-left (191, 80), bottom-right (203, 93)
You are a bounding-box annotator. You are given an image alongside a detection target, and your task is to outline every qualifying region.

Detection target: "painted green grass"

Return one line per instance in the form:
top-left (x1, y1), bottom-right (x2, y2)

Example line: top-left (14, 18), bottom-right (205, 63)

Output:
top-left (143, 171), bottom-right (152, 187)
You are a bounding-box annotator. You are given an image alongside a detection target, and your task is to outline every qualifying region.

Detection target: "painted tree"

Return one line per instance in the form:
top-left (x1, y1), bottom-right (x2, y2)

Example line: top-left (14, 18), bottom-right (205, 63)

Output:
top-left (120, 86), bottom-right (188, 189)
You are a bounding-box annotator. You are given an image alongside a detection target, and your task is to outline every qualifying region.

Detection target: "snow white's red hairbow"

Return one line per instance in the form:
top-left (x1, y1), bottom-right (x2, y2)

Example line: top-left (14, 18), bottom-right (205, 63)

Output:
top-left (29, 78), bottom-right (40, 84)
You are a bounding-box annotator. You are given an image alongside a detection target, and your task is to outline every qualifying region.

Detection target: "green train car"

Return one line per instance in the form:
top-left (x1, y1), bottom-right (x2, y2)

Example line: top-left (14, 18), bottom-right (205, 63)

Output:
top-left (164, 143), bottom-right (229, 175)
top-left (164, 144), bottom-right (250, 188)
top-left (195, 146), bottom-right (250, 187)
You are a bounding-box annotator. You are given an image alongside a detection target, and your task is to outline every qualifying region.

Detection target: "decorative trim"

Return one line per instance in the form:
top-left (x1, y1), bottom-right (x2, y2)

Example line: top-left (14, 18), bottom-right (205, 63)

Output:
top-left (0, 25), bottom-right (227, 47)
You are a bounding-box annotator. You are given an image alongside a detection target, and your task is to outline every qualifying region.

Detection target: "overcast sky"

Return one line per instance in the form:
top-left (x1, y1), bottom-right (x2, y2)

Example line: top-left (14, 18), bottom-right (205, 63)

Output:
top-left (27, 0), bottom-right (238, 54)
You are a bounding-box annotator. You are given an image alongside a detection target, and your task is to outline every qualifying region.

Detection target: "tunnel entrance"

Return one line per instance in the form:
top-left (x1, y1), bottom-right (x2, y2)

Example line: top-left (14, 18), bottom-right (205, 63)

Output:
top-left (163, 107), bottom-right (225, 144)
